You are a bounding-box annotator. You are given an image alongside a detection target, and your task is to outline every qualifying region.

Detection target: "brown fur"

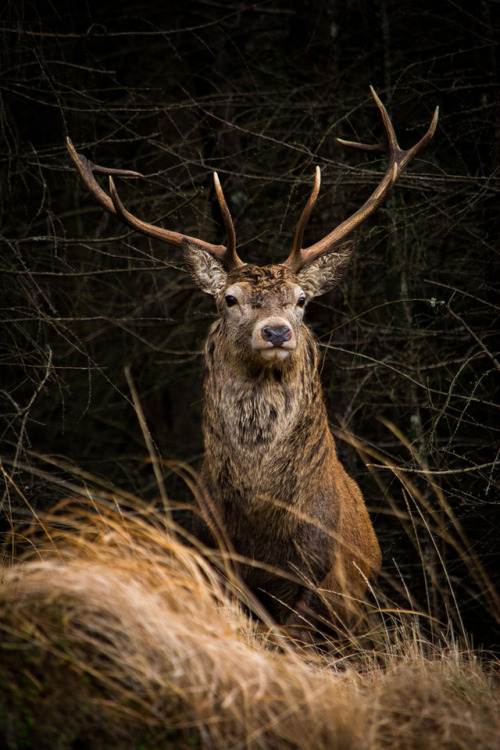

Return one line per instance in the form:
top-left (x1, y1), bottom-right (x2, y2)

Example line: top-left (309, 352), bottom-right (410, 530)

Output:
top-left (186, 253), bottom-right (381, 638)
top-left (68, 87), bottom-right (439, 639)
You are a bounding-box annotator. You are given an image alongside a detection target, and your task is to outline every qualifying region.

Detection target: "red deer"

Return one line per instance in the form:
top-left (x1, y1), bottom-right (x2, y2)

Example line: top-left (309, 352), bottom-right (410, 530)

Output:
top-left (68, 88), bottom-right (438, 639)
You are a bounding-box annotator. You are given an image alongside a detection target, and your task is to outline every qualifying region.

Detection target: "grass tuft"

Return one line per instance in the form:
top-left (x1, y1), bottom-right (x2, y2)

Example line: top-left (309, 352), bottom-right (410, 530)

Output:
top-left (1, 499), bottom-right (498, 749)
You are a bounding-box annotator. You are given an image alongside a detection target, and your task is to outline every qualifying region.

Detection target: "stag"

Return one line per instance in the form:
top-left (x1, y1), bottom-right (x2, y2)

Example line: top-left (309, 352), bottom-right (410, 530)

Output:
top-left (68, 88), bottom-right (438, 639)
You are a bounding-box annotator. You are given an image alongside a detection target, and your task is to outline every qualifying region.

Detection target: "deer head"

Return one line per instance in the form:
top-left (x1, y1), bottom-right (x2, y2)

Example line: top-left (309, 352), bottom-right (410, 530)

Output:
top-left (67, 88), bottom-right (438, 368)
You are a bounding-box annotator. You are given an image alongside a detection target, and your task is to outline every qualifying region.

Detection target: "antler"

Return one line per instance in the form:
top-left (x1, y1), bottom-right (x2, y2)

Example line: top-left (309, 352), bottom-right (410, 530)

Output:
top-left (289, 166), bottom-right (321, 261)
top-left (66, 137), bottom-right (244, 270)
top-left (283, 87), bottom-right (439, 272)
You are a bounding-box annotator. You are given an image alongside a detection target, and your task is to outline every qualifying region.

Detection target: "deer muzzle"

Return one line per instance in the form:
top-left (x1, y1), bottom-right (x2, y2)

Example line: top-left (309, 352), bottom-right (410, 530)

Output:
top-left (252, 317), bottom-right (297, 361)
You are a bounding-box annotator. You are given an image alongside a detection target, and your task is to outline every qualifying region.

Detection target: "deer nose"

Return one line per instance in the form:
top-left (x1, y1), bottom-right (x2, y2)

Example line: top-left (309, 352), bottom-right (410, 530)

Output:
top-left (261, 325), bottom-right (292, 347)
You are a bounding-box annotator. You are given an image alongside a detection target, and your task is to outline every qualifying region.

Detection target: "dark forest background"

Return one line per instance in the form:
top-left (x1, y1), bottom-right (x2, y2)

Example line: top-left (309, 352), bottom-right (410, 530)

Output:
top-left (1, 1), bottom-right (499, 650)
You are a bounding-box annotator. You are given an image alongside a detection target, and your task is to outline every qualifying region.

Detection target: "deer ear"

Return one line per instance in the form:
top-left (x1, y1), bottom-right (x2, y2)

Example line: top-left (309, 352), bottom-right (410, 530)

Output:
top-left (183, 239), bottom-right (228, 297)
top-left (295, 241), bottom-right (355, 298)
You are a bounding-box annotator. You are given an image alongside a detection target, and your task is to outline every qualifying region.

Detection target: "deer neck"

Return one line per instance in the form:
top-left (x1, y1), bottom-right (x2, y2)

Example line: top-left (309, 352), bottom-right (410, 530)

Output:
top-left (202, 321), bottom-right (327, 455)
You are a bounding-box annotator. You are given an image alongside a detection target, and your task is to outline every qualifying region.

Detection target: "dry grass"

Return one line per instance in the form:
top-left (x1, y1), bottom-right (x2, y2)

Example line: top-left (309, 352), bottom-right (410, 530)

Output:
top-left (1, 497), bottom-right (498, 750)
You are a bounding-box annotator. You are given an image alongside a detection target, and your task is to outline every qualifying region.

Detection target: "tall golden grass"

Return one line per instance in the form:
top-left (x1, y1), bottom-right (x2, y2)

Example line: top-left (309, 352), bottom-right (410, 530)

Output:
top-left (0, 487), bottom-right (499, 750)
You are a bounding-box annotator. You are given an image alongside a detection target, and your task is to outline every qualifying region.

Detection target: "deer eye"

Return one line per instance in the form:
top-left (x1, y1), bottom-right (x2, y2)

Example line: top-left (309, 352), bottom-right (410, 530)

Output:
top-left (225, 295), bottom-right (238, 307)
top-left (297, 295), bottom-right (306, 308)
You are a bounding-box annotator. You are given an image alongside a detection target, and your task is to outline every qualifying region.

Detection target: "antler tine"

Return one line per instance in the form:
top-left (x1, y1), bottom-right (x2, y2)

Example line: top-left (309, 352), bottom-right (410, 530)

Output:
top-left (67, 137), bottom-right (243, 270)
top-left (66, 137), bottom-right (142, 216)
top-left (284, 167), bottom-right (321, 271)
top-left (283, 88), bottom-right (439, 272)
top-left (365, 86), bottom-right (439, 172)
top-left (213, 173), bottom-right (244, 269)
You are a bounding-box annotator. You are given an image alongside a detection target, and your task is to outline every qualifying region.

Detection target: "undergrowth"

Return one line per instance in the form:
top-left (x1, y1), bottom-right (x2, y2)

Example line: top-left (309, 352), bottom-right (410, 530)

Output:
top-left (0, 484), bottom-right (499, 750)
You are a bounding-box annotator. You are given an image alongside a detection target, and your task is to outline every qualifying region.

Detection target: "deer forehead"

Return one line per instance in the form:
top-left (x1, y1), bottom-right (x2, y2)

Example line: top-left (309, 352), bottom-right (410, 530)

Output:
top-left (225, 280), bottom-right (304, 309)
top-left (224, 265), bottom-right (304, 308)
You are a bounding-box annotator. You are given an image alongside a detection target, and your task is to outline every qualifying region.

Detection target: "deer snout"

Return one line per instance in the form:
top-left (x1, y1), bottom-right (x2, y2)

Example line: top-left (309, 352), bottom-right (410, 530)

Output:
top-left (261, 325), bottom-right (292, 347)
top-left (252, 317), bottom-right (297, 361)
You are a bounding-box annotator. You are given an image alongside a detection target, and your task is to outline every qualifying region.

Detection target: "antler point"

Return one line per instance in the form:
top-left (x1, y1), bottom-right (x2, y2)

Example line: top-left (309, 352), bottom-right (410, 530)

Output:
top-left (108, 176), bottom-right (122, 211)
top-left (369, 86), bottom-right (383, 106)
top-left (431, 105), bottom-right (440, 129)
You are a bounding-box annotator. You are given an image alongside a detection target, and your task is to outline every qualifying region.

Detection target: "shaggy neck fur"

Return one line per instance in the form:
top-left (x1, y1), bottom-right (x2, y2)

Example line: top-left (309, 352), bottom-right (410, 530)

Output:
top-left (201, 321), bottom-right (336, 512)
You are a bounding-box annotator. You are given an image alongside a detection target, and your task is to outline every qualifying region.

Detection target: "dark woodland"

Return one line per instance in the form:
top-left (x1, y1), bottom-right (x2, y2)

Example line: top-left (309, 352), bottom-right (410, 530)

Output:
top-left (1, 0), bottom-right (499, 664)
